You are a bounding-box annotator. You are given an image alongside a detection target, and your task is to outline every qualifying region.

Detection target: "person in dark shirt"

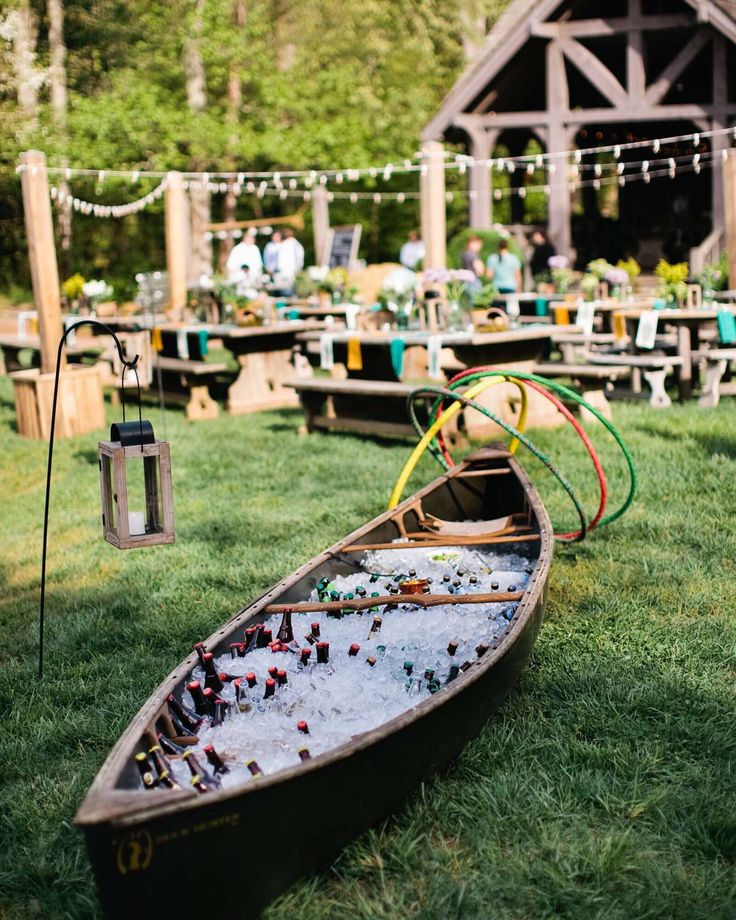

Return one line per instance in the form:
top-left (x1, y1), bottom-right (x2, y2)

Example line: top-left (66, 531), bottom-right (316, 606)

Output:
top-left (529, 229), bottom-right (556, 279)
top-left (461, 235), bottom-right (486, 279)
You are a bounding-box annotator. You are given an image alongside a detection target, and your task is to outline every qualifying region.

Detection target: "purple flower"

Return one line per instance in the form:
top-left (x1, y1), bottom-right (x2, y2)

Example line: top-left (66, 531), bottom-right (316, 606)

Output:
top-left (423, 268), bottom-right (450, 284)
top-left (449, 269), bottom-right (477, 283)
top-left (548, 255), bottom-right (569, 270)
top-left (605, 268), bottom-right (629, 286)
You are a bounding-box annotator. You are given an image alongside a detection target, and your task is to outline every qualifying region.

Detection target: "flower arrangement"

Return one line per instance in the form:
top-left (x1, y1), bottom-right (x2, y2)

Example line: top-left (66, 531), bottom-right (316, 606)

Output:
top-left (379, 268), bottom-right (418, 315)
top-left (62, 273), bottom-right (86, 302)
top-left (654, 259), bottom-right (689, 305)
top-left (548, 255), bottom-right (573, 294)
top-left (82, 279), bottom-right (114, 305)
top-left (423, 268), bottom-right (477, 305)
top-left (616, 258), bottom-right (641, 284)
top-left (586, 258), bottom-right (614, 280)
top-left (698, 260), bottom-right (726, 295)
top-left (604, 268), bottom-right (629, 287)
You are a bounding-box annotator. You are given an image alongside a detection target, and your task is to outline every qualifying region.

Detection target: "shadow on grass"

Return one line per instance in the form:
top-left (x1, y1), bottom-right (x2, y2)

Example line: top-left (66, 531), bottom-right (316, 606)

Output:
top-left (694, 433), bottom-right (736, 460)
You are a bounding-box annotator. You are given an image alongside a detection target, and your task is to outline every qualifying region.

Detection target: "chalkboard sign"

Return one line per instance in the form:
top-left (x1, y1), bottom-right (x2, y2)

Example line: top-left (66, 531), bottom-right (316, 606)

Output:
top-left (323, 224), bottom-right (362, 270)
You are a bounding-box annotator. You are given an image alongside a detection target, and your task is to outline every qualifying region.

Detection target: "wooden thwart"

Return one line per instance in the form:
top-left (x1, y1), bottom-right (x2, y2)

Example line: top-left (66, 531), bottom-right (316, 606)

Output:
top-left (341, 533), bottom-right (541, 552)
top-left (264, 590), bottom-right (525, 615)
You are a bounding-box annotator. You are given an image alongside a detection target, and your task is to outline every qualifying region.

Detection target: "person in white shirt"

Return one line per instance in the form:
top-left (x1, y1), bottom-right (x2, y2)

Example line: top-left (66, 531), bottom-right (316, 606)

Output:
top-left (226, 230), bottom-right (263, 284)
top-left (263, 230), bottom-right (282, 276)
top-left (277, 228), bottom-right (305, 284)
top-left (399, 230), bottom-right (425, 270)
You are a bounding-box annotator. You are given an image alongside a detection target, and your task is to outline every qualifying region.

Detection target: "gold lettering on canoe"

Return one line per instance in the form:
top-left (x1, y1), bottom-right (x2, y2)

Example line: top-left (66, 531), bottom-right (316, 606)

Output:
top-left (116, 830), bottom-right (154, 875)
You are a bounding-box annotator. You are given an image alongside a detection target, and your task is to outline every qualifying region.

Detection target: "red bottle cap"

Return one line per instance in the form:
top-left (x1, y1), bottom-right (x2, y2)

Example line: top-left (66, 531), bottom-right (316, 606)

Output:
top-left (277, 669), bottom-right (287, 684)
top-left (268, 665), bottom-right (279, 678)
top-left (187, 680), bottom-right (201, 691)
top-left (348, 643), bottom-right (360, 656)
top-left (311, 622), bottom-right (320, 632)
top-left (203, 652), bottom-right (214, 662)
top-left (246, 672), bottom-right (257, 686)
top-left (297, 720), bottom-right (309, 734)
top-left (300, 648), bottom-right (312, 661)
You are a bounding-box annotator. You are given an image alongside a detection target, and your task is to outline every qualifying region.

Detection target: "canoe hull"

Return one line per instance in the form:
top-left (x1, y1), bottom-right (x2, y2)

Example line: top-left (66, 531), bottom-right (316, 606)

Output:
top-left (77, 446), bottom-right (553, 918)
top-left (84, 587), bottom-right (545, 918)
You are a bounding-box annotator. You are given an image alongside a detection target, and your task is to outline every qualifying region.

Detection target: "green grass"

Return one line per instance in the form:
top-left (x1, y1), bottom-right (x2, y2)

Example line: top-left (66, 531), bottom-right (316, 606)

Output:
top-left (1, 375), bottom-right (736, 918)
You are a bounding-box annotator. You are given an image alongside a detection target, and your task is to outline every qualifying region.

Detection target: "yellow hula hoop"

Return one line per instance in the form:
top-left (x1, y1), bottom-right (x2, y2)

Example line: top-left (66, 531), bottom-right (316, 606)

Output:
top-left (388, 375), bottom-right (528, 509)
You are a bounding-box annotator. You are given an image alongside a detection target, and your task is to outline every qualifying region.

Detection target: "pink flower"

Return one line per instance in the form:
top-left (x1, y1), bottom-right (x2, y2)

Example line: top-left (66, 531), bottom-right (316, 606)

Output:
top-left (548, 255), bottom-right (569, 270)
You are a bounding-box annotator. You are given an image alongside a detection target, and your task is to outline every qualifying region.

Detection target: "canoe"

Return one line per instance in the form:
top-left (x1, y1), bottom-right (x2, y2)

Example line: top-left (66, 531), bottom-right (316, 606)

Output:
top-left (75, 444), bottom-right (553, 918)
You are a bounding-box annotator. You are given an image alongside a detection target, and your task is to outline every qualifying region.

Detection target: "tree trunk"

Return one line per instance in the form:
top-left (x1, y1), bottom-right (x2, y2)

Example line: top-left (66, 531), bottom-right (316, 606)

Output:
top-left (184, 0), bottom-right (212, 284)
top-left (47, 0), bottom-right (72, 275)
top-left (12, 2), bottom-right (40, 132)
top-left (219, 0), bottom-right (246, 273)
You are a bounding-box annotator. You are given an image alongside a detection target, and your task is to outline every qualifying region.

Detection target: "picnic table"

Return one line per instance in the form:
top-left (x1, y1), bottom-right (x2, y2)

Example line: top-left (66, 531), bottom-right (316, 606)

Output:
top-left (618, 306), bottom-right (736, 400)
top-left (209, 320), bottom-right (323, 414)
top-left (0, 333), bottom-right (104, 374)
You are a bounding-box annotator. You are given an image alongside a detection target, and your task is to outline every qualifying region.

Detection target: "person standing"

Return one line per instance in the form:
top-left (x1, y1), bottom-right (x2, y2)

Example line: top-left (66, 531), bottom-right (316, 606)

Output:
top-left (263, 230), bottom-right (282, 276)
top-left (529, 229), bottom-right (556, 280)
top-left (226, 229), bottom-right (263, 283)
top-left (461, 235), bottom-right (485, 281)
top-left (277, 228), bottom-right (305, 285)
top-left (399, 230), bottom-right (425, 270)
top-left (487, 239), bottom-right (522, 294)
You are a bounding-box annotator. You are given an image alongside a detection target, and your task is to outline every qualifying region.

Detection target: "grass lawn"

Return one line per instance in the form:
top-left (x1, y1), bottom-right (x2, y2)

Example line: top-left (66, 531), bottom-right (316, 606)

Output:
top-left (1, 374), bottom-right (736, 919)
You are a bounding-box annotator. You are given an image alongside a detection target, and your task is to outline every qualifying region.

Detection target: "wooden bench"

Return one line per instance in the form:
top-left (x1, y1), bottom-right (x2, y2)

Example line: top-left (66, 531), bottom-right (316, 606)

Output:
top-left (0, 334), bottom-right (102, 374)
top-left (550, 332), bottom-right (622, 363)
top-left (584, 352), bottom-right (683, 408)
top-left (694, 348), bottom-right (736, 407)
top-left (155, 355), bottom-right (228, 420)
top-left (534, 361), bottom-right (631, 419)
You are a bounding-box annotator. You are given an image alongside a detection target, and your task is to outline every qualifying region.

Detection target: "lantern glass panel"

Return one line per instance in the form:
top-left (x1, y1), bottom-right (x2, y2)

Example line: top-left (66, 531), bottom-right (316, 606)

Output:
top-left (125, 454), bottom-right (164, 536)
top-left (100, 453), bottom-right (117, 534)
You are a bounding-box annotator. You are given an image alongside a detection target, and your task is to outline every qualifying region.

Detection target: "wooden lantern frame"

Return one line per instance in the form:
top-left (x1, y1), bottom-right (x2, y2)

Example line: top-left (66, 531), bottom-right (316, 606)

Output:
top-left (98, 423), bottom-right (175, 550)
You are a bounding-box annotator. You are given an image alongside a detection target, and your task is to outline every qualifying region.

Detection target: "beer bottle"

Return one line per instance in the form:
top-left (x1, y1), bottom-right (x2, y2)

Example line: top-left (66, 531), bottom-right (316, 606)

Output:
top-left (230, 642), bottom-right (246, 658)
top-left (297, 720), bottom-right (310, 734)
top-left (267, 664), bottom-right (279, 681)
top-left (316, 641), bottom-right (330, 664)
top-left (305, 631), bottom-right (318, 645)
top-left (469, 575), bottom-right (478, 587)
top-left (442, 573), bottom-right (451, 585)
top-left (476, 642), bottom-right (490, 658)
top-left (187, 680), bottom-right (209, 716)
top-left (135, 752), bottom-right (158, 789)
top-left (263, 677), bottom-right (276, 699)
top-left (427, 679), bottom-right (441, 694)
top-left (403, 661), bottom-right (414, 676)
top-left (460, 661), bottom-right (472, 673)
top-left (298, 748), bottom-right (311, 762)
top-left (490, 580), bottom-right (499, 591)
top-left (424, 668), bottom-right (435, 682)
top-left (181, 748), bottom-right (206, 778)
top-left (157, 732), bottom-right (186, 756)
top-left (447, 640), bottom-right (459, 657)
top-left (457, 569), bottom-right (465, 578)
top-left (244, 625), bottom-right (258, 651)
top-left (368, 616), bottom-right (383, 638)
top-left (348, 643), bottom-right (360, 657)
top-left (191, 774), bottom-right (210, 794)
top-left (369, 573), bottom-right (380, 583)
top-left (167, 694), bottom-right (202, 732)
top-left (276, 669), bottom-right (288, 686)
top-left (277, 610), bottom-right (294, 644)
top-left (203, 653), bottom-right (224, 693)
top-left (246, 672), bottom-right (258, 688)
top-left (299, 647), bottom-right (312, 666)
top-left (366, 655), bottom-right (377, 667)
top-left (369, 593), bottom-right (381, 613)
top-left (355, 586), bottom-right (367, 598)
top-left (203, 744), bottom-right (229, 774)
top-left (508, 584), bottom-right (517, 592)
top-left (170, 715), bottom-right (198, 739)
top-left (202, 687), bottom-right (218, 716)
top-left (408, 569), bottom-right (417, 579)
top-left (193, 642), bottom-right (207, 668)
top-left (211, 697), bottom-right (228, 728)
top-left (148, 744), bottom-right (171, 777)
top-left (158, 770), bottom-right (180, 790)
top-left (257, 626), bottom-right (272, 649)
top-left (446, 665), bottom-right (460, 683)
top-left (247, 760), bottom-right (263, 776)
top-left (317, 576), bottom-right (330, 592)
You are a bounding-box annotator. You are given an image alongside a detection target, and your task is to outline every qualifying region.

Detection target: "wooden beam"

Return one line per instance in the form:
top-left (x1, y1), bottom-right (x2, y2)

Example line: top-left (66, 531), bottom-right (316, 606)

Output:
top-left (562, 38), bottom-right (629, 107)
top-left (420, 141), bottom-right (446, 270)
top-left (644, 29), bottom-right (712, 106)
top-left (311, 185), bottom-right (330, 265)
top-left (547, 40), bottom-right (571, 255)
top-left (164, 171), bottom-right (188, 316)
top-left (711, 34), bottom-right (728, 231)
top-left (456, 111), bottom-right (550, 130)
top-left (723, 150), bottom-right (736, 288)
top-left (466, 128), bottom-right (497, 229)
top-left (19, 150), bottom-right (64, 374)
top-left (531, 13), bottom-right (692, 38)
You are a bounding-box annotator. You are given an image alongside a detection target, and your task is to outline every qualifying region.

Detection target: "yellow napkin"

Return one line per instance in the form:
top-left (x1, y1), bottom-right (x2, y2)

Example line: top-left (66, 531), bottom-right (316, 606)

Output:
top-left (613, 312), bottom-right (627, 340)
top-left (347, 336), bottom-right (363, 371)
top-left (151, 327), bottom-right (163, 352)
top-left (553, 305), bottom-right (570, 325)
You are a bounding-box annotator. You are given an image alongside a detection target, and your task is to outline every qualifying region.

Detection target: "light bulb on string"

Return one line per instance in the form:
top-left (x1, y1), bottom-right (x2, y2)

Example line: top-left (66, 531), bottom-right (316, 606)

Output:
top-left (653, 139), bottom-right (660, 154)
top-left (526, 163), bottom-right (534, 175)
top-left (373, 193), bottom-right (382, 204)
top-left (303, 190), bottom-right (311, 201)
top-left (518, 187), bottom-right (526, 199)
top-left (594, 163), bottom-right (602, 177)
top-left (617, 162), bottom-right (625, 175)
top-left (613, 145), bottom-right (621, 159)
top-left (494, 188), bottom-right (502, 200)
top-left (397, 192), bottom-right (405, 203)
top-left (369, 167), bottom-right (377, 179)
top-left (618, 176), bottom-right (626, 187)
top-left (336, 173), bottom-right (344, 184)
top-left (246, 181), bottom-right (255, 193)
top-left (693, 133), bottom-right (700, 146)
top-left (574, 149), bottom-right (582, 164)
top-left (350, 192), bottom-right (358, 204)
top-left (593, 179), bottom-right (601, 191)
top-left (319, 174), bottom-right (327, 185)
top-left (506, 160), bottom-right (516, 174)
top-left (643, 172), bottom-right (651, 184)
top-left (642, 160), bottom-right (649, 173)
top-left (237, 172), bottom-right (245, 184)
top-left (445, 191), bottom-right (454, 202)
top-left (536, 154), bottom-right (544, 168)
top-left (496, 158), bottom-right (505, 172)
top-left (65, 167), bottom-right (72, 180)
top-left (289, 179), bottom-right (297, 189)
top-left (327, 191), bottom-right (334, 203)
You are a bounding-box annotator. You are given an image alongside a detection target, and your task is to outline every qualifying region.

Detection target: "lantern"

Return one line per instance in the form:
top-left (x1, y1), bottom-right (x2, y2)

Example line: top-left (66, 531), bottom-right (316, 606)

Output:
top-left (98, 420), bottom-right (175, 549)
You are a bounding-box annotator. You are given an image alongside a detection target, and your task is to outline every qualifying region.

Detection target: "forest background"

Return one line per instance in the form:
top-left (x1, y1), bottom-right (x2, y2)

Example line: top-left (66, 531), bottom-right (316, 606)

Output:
top-left (0, 0), bottom-right (517, 301)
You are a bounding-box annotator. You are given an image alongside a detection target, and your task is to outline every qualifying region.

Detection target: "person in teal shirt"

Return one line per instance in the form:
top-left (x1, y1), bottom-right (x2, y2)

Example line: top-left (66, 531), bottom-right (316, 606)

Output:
top-left (487, 239), bottom-right (522, 293)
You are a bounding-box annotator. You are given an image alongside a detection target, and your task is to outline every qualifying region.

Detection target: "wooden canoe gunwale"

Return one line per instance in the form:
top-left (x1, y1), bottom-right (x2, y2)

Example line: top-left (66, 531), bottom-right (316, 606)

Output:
top-left (76, 447), bottom-right (552, 832)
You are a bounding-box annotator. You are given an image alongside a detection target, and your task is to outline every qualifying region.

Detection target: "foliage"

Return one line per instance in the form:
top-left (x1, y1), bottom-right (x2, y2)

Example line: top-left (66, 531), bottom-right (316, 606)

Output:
top-left (655, 259), bottom-right (689, 304)
top-left (2, 380), bottom-right (736, 917)
top-left (447, 227), bottom-right (523, 270)
top-left (586, 258), bottom-right (614, 280)
top-left (550, 266), bottom-right (573, 293)
top-left (61, 273), bottom-right (86, 302)
top-left (579, 273), bottom-right (598, 299)
top-left (699, 255), bottom-right (728, 293)
top-left (470, 278), bottom-right (499, 307)
top-left (616, 257), bottom-right (641, 283)
top-left (0, 0), bottom-right (513, 290)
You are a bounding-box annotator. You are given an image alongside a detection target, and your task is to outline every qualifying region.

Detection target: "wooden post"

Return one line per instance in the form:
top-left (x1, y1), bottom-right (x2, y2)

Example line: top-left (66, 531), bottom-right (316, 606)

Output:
top-left (312, 185), bottom-right (330, 264)
top-left (467, 129), bottom-right (497, 229)
top-left (19, 150), bottom-right (64, 374)
top-left (165, 171), bottom-right (188, 315)
top-left (546, 41), bottom-right (572, 256)
top-left (420, 141), bottom-right (447, 270)
top-left (723, 150), bottom-right (736, 289)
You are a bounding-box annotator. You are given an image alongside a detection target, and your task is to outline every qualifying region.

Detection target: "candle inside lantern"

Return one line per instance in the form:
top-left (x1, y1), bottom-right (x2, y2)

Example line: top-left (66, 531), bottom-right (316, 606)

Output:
top-left (128, 511), bottom-right (146, 536)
